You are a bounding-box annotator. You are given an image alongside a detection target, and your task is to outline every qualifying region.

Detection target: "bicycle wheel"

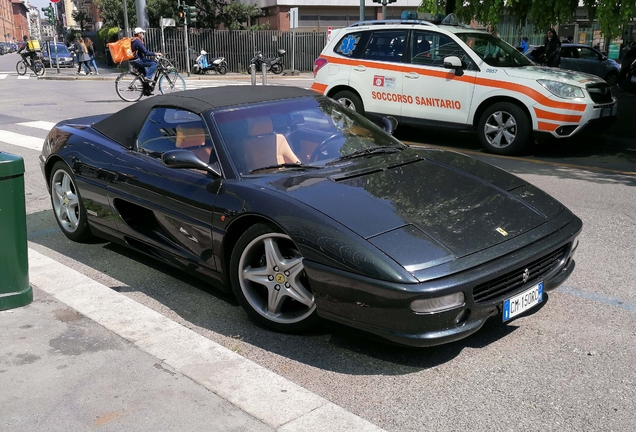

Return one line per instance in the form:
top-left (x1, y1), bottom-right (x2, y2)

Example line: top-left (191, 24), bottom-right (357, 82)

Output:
top-left (16, 61), bottom-right (27, 75)
top-left (33, 61), bottom-right (45, 76)
top-left (158, 73), bottom-right (186, 94)
top-left (115, 72), bottom-right (144, 102)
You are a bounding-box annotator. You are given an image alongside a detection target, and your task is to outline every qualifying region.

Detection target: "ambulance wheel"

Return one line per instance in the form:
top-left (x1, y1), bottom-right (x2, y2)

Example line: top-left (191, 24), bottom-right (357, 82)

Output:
top-left (333, 90), bottom-right (364, 116)
top-left (477, 102), bottom-right (531, 155)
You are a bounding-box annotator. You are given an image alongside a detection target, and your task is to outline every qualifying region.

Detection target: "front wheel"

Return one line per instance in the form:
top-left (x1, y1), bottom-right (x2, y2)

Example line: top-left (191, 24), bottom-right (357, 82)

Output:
top-left (270, 63), bottom-right (283, 74)
top-left (49, 161), bottom-right (94, 243)
top-left (477, 102), bottom-right (531, 155)
top-left (16, 60), bottom-right (27, 75)
top-left (158, 73), bottom-right (186, 94)
top-left (332, 90), bottom-right (365, 116)
top-left (230, 223), bottom-right (318, 333)
top-left (33, 60), bottom-right (45, 76)
top-left (115, 72), bottom-right (144, 102)
top-left (192, 64), bottom-right (201, 74)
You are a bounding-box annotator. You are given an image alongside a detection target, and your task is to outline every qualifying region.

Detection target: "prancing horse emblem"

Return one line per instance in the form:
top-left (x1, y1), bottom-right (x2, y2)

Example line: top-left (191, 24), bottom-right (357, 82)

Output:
top-left (522, 268), bottom-right (530, 283)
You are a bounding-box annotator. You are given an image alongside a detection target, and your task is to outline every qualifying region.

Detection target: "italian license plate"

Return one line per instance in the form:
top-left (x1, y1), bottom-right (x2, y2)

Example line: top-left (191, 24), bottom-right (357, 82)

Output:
top-left (502, 281), bottom-right (544, 322)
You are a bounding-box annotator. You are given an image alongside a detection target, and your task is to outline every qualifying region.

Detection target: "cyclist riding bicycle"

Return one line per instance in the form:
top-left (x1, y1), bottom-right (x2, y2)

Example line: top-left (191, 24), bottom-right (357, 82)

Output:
top-left (130, 27), bottom-right (162, 81)
top-left (17, 35), bottom-right (38, 68)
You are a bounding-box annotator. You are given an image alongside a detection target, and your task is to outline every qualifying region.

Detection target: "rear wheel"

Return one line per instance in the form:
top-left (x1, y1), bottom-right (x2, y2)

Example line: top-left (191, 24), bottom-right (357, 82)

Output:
top-left (270, 63), bottom-right (283, 74)
top-left (230, 224), bottom-right (317, 333)
top-left (115, 72), bottom-right (144, 102)
top-left (218, 64), bottom-right (228, 75)
top-left (158, 73), bottom-right (186, 94)
top-left (477, 102), bottom-right (531, 155)
top-left (332, 90), bottom-right (365, 116)
top-left (16, 61), bottom-right (27, 75)
top-left (33, 60), bottom-right (45, 76)
top-left (49, 161), bottom-right (93, 242)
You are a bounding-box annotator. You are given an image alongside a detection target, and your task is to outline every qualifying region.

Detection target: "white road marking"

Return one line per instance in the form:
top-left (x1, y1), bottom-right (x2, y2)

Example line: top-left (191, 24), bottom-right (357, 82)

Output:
top-left (28, 247), bottom-right (384, 431)
top-left (0, 74), bottom-right (7, 80)
top-left (0, 130), bottom-right (43, 150)
top-left (17, 121), bottom-right (56, 131)
top-left (17, 75), bottom-right (30, 80)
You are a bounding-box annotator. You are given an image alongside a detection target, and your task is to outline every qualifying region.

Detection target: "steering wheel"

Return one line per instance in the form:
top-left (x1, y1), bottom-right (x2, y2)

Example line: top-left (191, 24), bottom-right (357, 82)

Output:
top-left (309, 133), bottom-right (341, 162)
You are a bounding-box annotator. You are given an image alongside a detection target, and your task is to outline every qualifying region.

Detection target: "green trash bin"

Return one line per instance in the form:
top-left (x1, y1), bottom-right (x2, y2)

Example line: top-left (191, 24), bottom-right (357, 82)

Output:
top-left (0, 152), bottom-right (32, 310)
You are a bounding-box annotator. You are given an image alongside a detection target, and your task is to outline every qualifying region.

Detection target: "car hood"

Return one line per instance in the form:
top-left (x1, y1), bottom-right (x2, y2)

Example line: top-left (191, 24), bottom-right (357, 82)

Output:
top-left (269, 149), bottom-right (563, 262)
top-left (505, 66), bottom-right (605, 85)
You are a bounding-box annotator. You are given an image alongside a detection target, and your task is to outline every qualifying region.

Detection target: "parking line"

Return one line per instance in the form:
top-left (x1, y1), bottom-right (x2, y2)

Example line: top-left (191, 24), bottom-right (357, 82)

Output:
top-left (17, 76), bottom-right (30, 80)
top-left (558, 286), bottom-right (636, 312)
top-left (17, 121), bottom-right (56, 131)
top-left (0, 74), bottom-right (7, 80)
top-left (27, 247), bottom-right (384, 431)
top-left (0, 130), bottom-right (43, 150)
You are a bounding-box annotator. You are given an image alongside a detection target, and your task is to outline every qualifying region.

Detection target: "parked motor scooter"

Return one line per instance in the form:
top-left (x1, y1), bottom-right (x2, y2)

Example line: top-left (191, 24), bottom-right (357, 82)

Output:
top-left (250, 49), bottom-right (286, 75)
top-left (192, 50), bottom-right (228, 75)
top-left (618, 45), bottom-right (636, 93)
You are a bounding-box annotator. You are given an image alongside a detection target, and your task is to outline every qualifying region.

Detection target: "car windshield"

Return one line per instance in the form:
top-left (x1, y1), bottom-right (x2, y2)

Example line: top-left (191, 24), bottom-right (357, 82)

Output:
top-left (47, 44), bottom-right (70, 54)
top-left (458, 33), bottom-right (532, 67)
top-left (213, 97), bottom-right (405, 176)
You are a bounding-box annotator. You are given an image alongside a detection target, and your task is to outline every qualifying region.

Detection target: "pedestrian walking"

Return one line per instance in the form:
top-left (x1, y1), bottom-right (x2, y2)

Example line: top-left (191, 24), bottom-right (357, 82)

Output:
top-left (85, 38), bottom-right (99, 75)
top-left (542, 28), bottom-right (561, 67)
top-left (74, 37), bottom-right (93, 75)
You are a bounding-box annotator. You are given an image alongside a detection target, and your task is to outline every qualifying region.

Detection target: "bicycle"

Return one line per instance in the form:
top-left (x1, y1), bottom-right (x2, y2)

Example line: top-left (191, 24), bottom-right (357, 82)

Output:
top-left (16, 55), bottom-right (45, 77)
top-left (115, 56), bottom-right (186, 102)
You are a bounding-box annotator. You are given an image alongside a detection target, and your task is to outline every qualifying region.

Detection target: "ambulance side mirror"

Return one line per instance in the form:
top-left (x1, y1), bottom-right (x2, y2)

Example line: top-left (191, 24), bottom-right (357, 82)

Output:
top-left (444, 56), bottom-right (464, 76)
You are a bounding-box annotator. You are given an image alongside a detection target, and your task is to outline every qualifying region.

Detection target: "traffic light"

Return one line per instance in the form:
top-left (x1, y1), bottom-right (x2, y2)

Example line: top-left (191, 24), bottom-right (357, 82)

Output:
top-left (43, 5), bottom-right (55, 25)
top-left (177, 4), bottom-right (185, 25)
top-left (186, 6), bottom-right (197, 25)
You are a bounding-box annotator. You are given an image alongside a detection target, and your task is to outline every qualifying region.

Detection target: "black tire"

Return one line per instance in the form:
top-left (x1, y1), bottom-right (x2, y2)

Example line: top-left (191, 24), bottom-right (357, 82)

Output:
top-left (605, 71), bottom-right (618, 86)
top-left (49, 161), bottom-right (94, 242)
top-left (477, 102), bottom-right (531, 155)
top-left (332, 90), bottom-right (365, 116)
top-left (115, 72), bottom-right (144, 102)
top-left (16, 61), bottom-right (27, 75)
top-left (218, 64), bottom-right (228, 75)
top-left (270, 63), bottom-right (283, 75)
top-left (229, 223), bottom-right (318, 333)
top-left (192, 64), bottom-right (201, 74)
top-left (33, 60), bottom-right (45, 76)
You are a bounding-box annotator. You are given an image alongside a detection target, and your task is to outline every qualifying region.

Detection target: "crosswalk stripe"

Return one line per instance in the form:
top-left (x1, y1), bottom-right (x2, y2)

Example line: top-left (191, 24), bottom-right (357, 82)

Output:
top-left (17, 121), bottom-right (56, 131)
top-left (0, 130), bottom-right (43, 151)
top-left (17, 76), bottom-right (29, 80)
top-left (0, 74), bottom-right (7, 80)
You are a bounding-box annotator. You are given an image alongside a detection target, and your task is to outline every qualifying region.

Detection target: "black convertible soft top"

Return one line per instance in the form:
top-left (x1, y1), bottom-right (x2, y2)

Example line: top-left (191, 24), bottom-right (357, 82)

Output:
top-left (93, 86), bottom-right (317, 148)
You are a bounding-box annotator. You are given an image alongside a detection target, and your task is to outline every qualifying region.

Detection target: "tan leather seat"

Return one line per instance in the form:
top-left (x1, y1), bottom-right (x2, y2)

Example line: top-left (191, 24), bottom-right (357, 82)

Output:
top-left (243, 117), bottom-right (300, 172)
top-left (175, 124), bottom-right (211, 162)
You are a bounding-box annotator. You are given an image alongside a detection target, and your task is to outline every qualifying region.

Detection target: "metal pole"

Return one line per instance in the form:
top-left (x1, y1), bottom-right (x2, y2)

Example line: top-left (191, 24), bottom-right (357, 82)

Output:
top-left (184, 18), bottom-right (190, 76)
top-left (291, 27), bottom-right (295, 73)
top-left (160, 17), bottom-right (165, 55)
top-left (382, 0), bottom-right (387, 20)
top-left (54, 35), bottom-right (59, 74)
top-left (122, 0), bottom-right (130, 37)
top-left (360, 0), bottom-right (365, 21)
top-left (250, 63), bottom-right (256, 85)
top-left (261, 62), bottom-right (267, 85)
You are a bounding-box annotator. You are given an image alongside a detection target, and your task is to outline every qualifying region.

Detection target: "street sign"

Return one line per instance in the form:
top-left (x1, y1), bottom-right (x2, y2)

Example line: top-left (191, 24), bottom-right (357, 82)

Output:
top-left (289, 7), bottom-right (298, 29)
top-left (50, 0), bottom-right (60, 3)
top-left (160, 18), bottom-right (175, 27)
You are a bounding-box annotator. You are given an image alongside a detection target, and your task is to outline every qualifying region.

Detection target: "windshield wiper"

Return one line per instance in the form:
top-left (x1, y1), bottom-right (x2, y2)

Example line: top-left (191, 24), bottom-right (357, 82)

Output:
top-left (327, 146), bottom-right (403, 165)
top-left (249, 163), bottom-right (321, 174)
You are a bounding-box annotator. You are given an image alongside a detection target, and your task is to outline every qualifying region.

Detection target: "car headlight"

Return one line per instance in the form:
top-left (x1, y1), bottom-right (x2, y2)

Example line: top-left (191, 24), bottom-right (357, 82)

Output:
top-left (537, 80), bottom-right (585, 99)
top-left (410, 292), bottom-right (465, 314)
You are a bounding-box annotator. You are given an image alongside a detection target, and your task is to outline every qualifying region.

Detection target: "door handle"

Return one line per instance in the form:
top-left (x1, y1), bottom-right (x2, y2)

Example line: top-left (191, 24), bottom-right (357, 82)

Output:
top-left (405, 72), bottom-right (419, 79)
top-left (353, 66), bottom-right (366, 72)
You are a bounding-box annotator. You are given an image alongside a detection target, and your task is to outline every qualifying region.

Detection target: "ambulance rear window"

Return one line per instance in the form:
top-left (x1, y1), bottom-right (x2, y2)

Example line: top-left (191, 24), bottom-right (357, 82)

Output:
top-left (335, 33), bottom-right (362, 57)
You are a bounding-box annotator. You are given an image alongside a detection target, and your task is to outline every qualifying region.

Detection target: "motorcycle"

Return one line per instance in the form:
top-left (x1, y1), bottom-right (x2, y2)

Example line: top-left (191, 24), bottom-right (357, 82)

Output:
top-left (192, 50), bottom-right (228, 75)
top-left (618, 45), bottom-right (636, 93)
top-left (250, 49), bottom-right (286, 75)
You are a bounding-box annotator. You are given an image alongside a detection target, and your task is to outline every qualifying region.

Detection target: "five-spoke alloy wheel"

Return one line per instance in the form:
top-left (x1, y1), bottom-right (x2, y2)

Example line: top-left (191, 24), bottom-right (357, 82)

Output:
top-left (49, 162), bottom-right (93, 242)
top-left (230, 224), bottom-right (317, 333)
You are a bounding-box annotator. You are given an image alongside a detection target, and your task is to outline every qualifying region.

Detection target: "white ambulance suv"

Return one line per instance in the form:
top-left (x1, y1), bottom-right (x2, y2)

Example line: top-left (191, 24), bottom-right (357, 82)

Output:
top-left (311, 17), bottom-right (617, 155)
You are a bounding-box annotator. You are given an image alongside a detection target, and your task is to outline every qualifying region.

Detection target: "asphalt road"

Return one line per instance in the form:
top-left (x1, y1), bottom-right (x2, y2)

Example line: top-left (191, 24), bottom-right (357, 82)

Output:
top-left (1, 52), bottom-right (636, 431)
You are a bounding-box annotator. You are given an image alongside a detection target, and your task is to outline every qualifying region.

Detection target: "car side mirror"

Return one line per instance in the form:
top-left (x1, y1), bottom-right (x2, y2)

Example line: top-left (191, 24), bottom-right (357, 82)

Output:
top-left (162, 149), bottom-right (222, 177)
top-left (382, 116), bottom-right (398, 135)
top-left (443, 56), bottom-right (464, 76)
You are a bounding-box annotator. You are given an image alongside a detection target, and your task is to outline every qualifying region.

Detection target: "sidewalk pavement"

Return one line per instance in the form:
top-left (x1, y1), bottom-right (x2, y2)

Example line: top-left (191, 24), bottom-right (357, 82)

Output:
top-left (38, 60), bottom-right (312, 82)
top-left (0, 247), bottom-right (384, 432)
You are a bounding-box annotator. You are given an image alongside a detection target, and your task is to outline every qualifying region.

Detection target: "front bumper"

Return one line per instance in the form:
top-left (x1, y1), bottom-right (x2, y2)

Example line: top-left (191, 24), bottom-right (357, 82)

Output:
top-left (306, 215), bottom-right (582, 347)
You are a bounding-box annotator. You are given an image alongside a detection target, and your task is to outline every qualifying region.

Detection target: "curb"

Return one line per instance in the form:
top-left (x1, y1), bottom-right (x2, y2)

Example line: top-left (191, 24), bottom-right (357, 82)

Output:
top-left (27, 247), bottom-right (385, 432)
top-left (37, 73), bottom-right (312, 82)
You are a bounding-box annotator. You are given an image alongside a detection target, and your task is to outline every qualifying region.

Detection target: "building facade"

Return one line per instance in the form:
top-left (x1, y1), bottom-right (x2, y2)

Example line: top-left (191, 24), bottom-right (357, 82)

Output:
top-left (1, 0), bottom-right (15, 41)
top-left (40, 18), bottom-right (54, 40)
top-left (11, 0), bottom-right (29, 39)
top-left (238, 0), bottom-right (422, 31)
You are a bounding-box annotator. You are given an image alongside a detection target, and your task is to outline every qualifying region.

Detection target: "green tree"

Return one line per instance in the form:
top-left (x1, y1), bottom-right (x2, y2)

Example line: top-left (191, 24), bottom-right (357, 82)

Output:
top-left (71, 10), bottom-right (91, 32)
top-left (94, 0), bottom-right (136, 29)
top-left (193, 0), bottom-right (267, 29)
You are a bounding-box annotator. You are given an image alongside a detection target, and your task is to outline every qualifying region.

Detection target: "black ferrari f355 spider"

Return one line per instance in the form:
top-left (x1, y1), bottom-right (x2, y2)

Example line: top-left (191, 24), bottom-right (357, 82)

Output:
top-left (39, 86), bottom-right (582, 347)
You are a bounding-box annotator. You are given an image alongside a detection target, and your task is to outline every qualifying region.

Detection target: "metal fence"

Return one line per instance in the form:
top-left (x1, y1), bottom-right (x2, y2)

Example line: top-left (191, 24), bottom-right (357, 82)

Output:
top-left (143, 28), bottom-right (328, 73)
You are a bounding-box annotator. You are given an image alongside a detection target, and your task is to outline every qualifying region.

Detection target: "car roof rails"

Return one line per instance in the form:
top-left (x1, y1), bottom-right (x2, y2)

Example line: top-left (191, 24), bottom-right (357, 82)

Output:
top-left (348, 19), bottom-right (438, 28)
